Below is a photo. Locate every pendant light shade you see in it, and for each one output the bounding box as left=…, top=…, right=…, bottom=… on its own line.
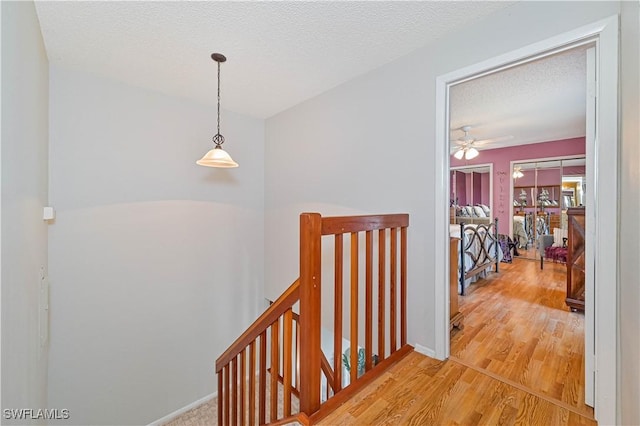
left=196, top=146, right=239, bottom=168
left=453, top=146, right=479, bottom=160
left=197, top=53, right=238, bottom=168
left=465, top=147, right=479, bottom=160
left=513, top=165, right=524, bottom=179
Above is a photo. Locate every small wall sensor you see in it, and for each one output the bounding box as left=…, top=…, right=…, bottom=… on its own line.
left=43, top=207, right=55, bottom=221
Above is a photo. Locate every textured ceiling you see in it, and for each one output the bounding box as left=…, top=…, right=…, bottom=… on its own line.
left=34, top=1, right=516, bottom=119
left=35, top=1, right=586, bottom=149
left=450, top=45, right=589, bottom=149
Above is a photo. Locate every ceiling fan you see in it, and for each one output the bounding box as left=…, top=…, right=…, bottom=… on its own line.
left=450, top=125, right=512, bottom=160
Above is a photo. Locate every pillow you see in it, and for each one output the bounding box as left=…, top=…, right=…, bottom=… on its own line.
left=480, top=204, right=491, bottom=216
left=473, top=206, right=487, bottom=218
left=464, top=206, right=474, bottom=217
left=553, top=228, right=568, bottom=247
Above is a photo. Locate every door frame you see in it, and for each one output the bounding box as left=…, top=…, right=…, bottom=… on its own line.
left=433, top=16, right=618, bottom=424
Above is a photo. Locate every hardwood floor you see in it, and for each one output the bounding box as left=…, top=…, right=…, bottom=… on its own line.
left=318, top=258, right=594, bottom=425
left=452, top=258, right=590, bottom=416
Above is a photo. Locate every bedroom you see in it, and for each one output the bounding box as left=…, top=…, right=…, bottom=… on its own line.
left=446, top=44, right=591, bottom=414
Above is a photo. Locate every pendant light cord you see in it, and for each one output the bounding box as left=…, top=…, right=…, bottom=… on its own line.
left=217, top=59, right=221, bottom=137
left=212, top=57, right=225, bottom=147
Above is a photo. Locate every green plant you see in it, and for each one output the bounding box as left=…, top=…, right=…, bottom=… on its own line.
left=342, top=347, right=366, bottom=377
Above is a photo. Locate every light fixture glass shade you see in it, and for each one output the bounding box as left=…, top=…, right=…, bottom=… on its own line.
left=465, top=147, right=479, bottom=160
left=453, top=148, right=465, bottom=160
left=513, top=170, right=524, bottom=179
left=196, top=146, right=239, bottom=168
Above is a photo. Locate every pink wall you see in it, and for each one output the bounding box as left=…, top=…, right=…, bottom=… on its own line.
left=480, top=172, right=490, bottom=205
left=516, top=168, right=562, bottom=187
left=450, top=137, right=586, bottom=231
left=450, top=170, right=490, bottom=206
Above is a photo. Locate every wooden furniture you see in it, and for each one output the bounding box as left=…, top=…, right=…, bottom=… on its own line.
left=450, top=237, right=463, bottom=330
left=548, top=212, right=561, bottom=230
left=566, top=207, right=586, bottom=311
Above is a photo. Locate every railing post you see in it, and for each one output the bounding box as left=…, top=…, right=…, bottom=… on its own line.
left=494, top=218, right=499, bottom=273
left=299, top=213, right=322, bottom=415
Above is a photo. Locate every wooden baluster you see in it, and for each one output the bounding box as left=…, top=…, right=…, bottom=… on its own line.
left=299, top=213, right=322, bottom=414
left=390, top=227, right=397, bottom=353
left=283, top=309, right=293, bottom=417
left=232, top=357, right=238, bottom=426
left=249, top=341, right=256, bottom=426
left=378, top=228, right=386, bottom=361
left=350, top=232, right=359, bottom=385
left=295, top=318, right=300, bottom=393
left=365, top=230, right=373, bottom=372
left=218, top=371, right=223, bottom=426
left=240, top=349, right=246, bottom=426
left=270, top=319, right=280, bottom=422
left=334, top=234, right=343, bottom=393
left=259, top=331, right=267, bottom=425
left=224, top=365, right=230, bottom=426
left=401, top=226, right=407, bottom=346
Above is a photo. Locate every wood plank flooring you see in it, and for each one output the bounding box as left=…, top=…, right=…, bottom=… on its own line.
left=318, top=258, right=595, bottom=425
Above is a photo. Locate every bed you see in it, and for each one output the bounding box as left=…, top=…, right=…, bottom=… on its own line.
left=450, top=220, right=502, bottom=295
left=513, top=213, right=550, bottom=251
left=451, top=204, right=493, bottom=225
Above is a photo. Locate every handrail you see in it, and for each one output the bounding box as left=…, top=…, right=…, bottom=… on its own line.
left=215, top=279, right=300, bottom=372
left=215, top=212, right=410, bottom=425
left=321, top=214, right=408, bottom=235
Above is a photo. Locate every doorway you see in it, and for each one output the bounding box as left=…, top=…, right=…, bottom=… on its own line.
left=433, top=16, right=619, bottom=424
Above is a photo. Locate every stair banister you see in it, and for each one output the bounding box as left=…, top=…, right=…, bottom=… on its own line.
left=298, top=212, right=322, bottom=414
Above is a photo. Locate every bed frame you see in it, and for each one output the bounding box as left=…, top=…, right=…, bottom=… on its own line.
left=459, top=219, right=499, bottom=295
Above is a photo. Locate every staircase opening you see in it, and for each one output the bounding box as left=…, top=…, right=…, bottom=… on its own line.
left=215, top=212, right=412, bottom=425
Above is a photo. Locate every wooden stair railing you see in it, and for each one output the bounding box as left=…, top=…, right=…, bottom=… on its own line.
left=215, top=279, right=301, bottom=426
left=300, top=213, right=411, bottom=423
left=216, top=212, right=411, bottom=425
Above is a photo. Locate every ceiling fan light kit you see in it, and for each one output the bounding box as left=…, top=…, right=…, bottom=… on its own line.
left=513, top=165, right=524, bottom=179
left=450, top=125, right=511, bottom=161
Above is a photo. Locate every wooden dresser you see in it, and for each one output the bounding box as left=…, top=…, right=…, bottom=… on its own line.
left=548, top=213, right=561, bottom=231
left=566, top=207, right=586, bottom=311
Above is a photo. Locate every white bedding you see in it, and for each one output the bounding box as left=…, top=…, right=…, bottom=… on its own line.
left=513, top=216, right=528, bottom=248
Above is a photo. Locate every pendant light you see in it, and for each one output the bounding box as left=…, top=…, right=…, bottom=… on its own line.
left=197, top=53, right=239, bottom=168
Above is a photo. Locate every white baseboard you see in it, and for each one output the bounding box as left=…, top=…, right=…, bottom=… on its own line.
left=414, top=343, right=437, bottom=358
left=148, top=392, right=217, bottom=426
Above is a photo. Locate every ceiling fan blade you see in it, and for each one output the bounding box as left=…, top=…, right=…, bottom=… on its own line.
left=473, top=135, right=514, bottom=145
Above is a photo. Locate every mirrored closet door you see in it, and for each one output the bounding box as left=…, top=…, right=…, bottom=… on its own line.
left=511, top=157, right=586, bottom=260
left=450, top=165, right=492, bottom=225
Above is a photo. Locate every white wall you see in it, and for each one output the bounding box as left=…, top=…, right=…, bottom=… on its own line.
left=265, top=0, right=621, bottom=351
left=47, top=67, right=265, bottom=425
left=1, top=0, right=50, bottom=421
left=619, top=1, right=640, bottom=424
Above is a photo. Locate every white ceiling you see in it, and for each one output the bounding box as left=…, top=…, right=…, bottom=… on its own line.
left=450, top=45, right=589, bottom=149
left=34, top=1, right=516, bottom=119
left=34, top=1, right=586, bottom=148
